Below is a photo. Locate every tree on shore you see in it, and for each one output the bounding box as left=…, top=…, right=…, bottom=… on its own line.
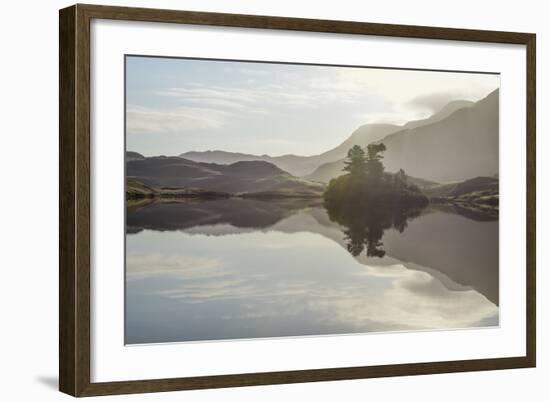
left=343, top=145, right=367, bottom=177
left=324, top=142, right=427, bottom=208
left=343, top=143, right=387, bottom=183
left=364, top=143, right=386, bottom=181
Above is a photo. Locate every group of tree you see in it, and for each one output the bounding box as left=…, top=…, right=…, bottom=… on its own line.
left=326, top=203, right=422, bottom=258
left=324, top=143, right=428, bottom=209
left=323, top=143, right=428, bottom=258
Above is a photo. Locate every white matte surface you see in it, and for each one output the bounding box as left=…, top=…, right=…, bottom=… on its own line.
left=90, top=19, right=526, bottom=383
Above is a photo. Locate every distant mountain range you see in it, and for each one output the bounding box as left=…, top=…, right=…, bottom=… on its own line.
left=180, top=123, right=401, bottom=177
left=126, top=156, right=325, bottom=196
left=307, top=90, right=498, bottom=183
left=128, top=89, right=498, bottom=191
left=178, top=96, right=484, bottom=181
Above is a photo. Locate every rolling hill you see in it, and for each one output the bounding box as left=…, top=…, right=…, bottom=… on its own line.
left=424, top=176, right=499, bottom=198
left=424, top=176, right=499, bottom=219
left=126, top=155, right=325, bottom=196
left=126, top=151, right=146, bottom=161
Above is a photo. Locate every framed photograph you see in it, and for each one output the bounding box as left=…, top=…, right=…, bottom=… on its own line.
left=59, top=4, right=536, bottom=397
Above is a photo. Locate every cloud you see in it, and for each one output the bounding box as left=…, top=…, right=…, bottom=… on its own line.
left=130, top=73, right=380, bottom=137
left=156, top=81, right=334, bottom=112
left=237, top=67, right=273, bottom=77
left=126, top=104, right=234, bottom=134
left=405, top=91, right=467, bottom=113
left=153, top=67, right=390, bottom=118
left=126, top=253, right=224, bottom=280
left=127, top=58, right=500, bottom=155
left=257, top=138, right=297, bottom=147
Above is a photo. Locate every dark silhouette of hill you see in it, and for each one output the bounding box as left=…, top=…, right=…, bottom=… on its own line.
left=126, top=198, right=321, bottom=232
left=126, top=156, right=325, bottom=196
left=126, top=151, right=145, bottom=161
left=126, top=177, right=231, bottom=200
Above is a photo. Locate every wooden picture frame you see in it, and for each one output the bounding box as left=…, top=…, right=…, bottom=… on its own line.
left=59, top=3, right=536, bottom=397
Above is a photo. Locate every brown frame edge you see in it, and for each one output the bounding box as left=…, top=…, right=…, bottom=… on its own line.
left=59, top=3, right=536, bottom=397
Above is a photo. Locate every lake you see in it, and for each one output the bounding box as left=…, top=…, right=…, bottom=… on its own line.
left=125, top=198, right=499, bottom=344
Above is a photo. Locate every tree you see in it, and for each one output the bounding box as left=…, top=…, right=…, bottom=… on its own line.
left=364, top=143, right=386, bottom=180
left=343, top=145, right=367, bottom=178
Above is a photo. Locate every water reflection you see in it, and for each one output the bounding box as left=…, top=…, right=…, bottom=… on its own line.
left=126, top=198, right=499, bottom=344
left=323, top=198, right=423, bottom=258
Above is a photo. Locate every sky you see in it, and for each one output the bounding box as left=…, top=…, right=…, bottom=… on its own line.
left=126, top=56, right=499, bottom=157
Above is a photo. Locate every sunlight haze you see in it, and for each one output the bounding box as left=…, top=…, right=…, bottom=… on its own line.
left=126, top=56, right=499, bottom=157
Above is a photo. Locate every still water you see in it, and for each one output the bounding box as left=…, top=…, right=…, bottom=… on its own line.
left=125, top=198, right=498, bottom=344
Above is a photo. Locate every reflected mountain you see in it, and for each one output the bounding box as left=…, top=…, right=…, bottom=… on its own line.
left=127, top=198, right=498, bottom=305
left=126, top=198, right=322, bottom=233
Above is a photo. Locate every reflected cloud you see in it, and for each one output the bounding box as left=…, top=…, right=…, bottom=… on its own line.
left=126, top=227, right=498, bottom=343
left=127, top=199, right=498, bottom=304
left=126, top=253, right=224, bottom=281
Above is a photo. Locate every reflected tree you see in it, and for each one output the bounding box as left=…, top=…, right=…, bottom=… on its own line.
left=326, top=200, right=422, bottom=258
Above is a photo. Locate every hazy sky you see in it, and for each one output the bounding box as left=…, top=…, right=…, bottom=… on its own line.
left=126, top=56, right=499, bottom=157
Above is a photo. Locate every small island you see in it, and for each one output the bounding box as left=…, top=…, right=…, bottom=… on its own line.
left=324, top=143, right=429, bottom=209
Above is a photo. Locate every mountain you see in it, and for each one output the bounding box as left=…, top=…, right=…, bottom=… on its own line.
left=313, top=123, right=402, bottom=162
left=403, top=100, right=473, bottom=129
left=180, top=100, right=475, bottom=178
left=126, top=155, right=325, bottom=196
left=307, top=90, right=498, bottom=183
left=180, top=124, right=402, bottom=177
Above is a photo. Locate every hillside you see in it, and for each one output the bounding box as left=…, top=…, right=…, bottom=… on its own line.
left=424, top=176, right=499, bottom=219
left=178, top=150, right=265, bottom=165
left=179, top=99, right=475, bottom=178
left=126, top=155, right=325, bottom=196
left=307, top=90, right=498, bottom=183
left=424, top=176, right=498, bottom=198
left=126, top=177, right=156, bottom=198
left=126, top=151, right=145, bottom=161
left=126, top=177, right=231, bottom=200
